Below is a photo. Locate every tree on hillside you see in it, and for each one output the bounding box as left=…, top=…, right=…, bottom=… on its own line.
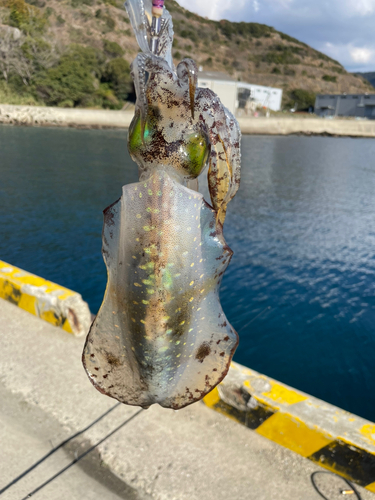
left=0, top=0, right=57, bottom=87
left=0, top=26, right=21, bottom=82
left=0, top=25, right=57, bottom=86
left=34, top=45, right=101, bottom=106
left=286, top=89, right=316, bottom=111
left=102, top=57, right=132, bottom=101
left=4, top=0, right=46, bottom=34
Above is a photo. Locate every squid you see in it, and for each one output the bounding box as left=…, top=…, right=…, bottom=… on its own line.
left=82, top=0, right=241, bottom=410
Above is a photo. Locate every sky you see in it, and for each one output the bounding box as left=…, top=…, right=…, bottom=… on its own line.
left=177, top=0, right=375, bottom=73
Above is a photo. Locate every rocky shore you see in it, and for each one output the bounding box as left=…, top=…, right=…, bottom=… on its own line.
left=237, top=116, right=375, bottom=137
left=1, top=104, right=375, bottom=137
left=0, top=104, right=133, bottom=129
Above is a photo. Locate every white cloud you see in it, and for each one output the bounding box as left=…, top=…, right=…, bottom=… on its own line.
left=350, top=47, right=374, bottom=63
left=345, top=0, right=375, bottom=15
left=315, top=42, right=375, bottom=70
left=253, top=0, right=260, bottom=13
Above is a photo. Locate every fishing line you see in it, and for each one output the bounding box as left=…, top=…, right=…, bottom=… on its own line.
left=0, top=403, right=121, bottom=496
left=311, top=471, right=362, bottom=500
left=239, top=306, right=272, bottom=332
left=21, top=409, right=143, bottom=500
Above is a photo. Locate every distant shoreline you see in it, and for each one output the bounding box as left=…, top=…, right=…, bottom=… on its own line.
left=0, top=104, right=133, bottom=130
left=1, top=104, right=375, bottom=138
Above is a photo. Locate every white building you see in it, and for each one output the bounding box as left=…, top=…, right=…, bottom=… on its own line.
left=197, top=71, right=283, bottom=115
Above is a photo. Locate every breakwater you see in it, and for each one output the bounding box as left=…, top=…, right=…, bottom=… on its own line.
left=0, top=104, right=133, bottom=129
left=1, top=104, right=375, bottom=137
left=238, top=116, right=375, bottom=137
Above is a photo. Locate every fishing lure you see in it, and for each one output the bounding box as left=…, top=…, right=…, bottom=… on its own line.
left=82, top=0, right=241, bottom=410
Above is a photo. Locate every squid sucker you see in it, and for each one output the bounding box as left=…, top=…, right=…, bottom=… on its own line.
left=82, top=0, right=242, bottom=410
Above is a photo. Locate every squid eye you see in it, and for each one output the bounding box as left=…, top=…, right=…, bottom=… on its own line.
left=184, top=132, right=210, bottom=178
left=128, top=115, right=152, bottom=152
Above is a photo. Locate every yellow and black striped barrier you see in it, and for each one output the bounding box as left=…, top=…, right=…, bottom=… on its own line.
left=204, top=362, right=375, bottom=492
left=0, top=260, right=91, bottom=337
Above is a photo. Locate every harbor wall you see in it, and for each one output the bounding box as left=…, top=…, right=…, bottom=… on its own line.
left=2, top=104, right=375, bottom=137
left=0, top=260, right=374, bottom=491
left=205, top=363, right=375, bottom=493
left=0, top=260, right=91, bottom=337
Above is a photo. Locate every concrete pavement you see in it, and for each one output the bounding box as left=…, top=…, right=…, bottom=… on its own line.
left=0, top=384, right=148, bottom=500
left=0, top=299, right=373, bottom=500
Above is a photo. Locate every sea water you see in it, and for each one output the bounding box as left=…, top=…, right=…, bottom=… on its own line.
left=1, top=125, right=374, bottom=421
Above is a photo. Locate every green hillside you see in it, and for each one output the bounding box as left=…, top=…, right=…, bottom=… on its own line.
left=356, top=72, right=375, bottom=88
left=0, top=0, right=372, bottom=109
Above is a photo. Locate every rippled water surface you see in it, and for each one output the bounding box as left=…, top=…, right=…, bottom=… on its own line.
left=1, top=125, right=375, bottom=420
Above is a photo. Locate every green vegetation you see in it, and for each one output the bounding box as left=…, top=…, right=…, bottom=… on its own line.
left=322, top=74, right=337, bottom=83
left=285, top=88, right=316, bottom=110
left=95, top=8, right=116, bottom=31
left=262, top=44, right=306, bottom=65
left=71, top=0, right=94, bottom=7
left=356, top=72, right=375, bottom=88
left=218, top=20, right=274, bottom=40
left=35, top=45, right=100, bottom=106
left=0, top=0, right=132, bottom=108
left=6, top=0, right=47, bottom=33
left=102, top=57, right=132, bottom=102
left=176, top=27, right=198, bottom=44
left=34, top=45, right=132, bottom=108
left=263, top=52, right=300, bottom=65
left=317, top=51, right=342, bottom=67
left=103, top=39, right=124, bottom=57
left=0, top=80, right=42, bottom=104
left=279, top=33, right=307, bottom=47
left=284, top=66, right=296, bottom=76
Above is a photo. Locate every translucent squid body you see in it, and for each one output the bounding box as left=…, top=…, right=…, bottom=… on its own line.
left=82, top=0, right=241, bottom=409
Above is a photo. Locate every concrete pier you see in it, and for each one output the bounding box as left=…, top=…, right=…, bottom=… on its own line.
left=1, top=298, right=374, bottom=500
